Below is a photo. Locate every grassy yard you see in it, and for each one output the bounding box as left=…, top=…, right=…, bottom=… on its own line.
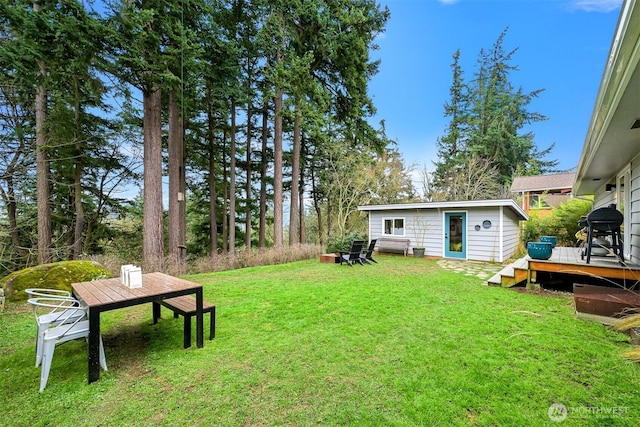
left=2, top=256, right=639, bottom=426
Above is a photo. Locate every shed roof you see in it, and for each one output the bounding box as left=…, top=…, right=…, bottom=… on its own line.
left=510, top=173, right=576, bottom=193
left=358, top=199, right=528, bottom=220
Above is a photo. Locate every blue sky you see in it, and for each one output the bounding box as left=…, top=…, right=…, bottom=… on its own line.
left=368, top=0, right=623, bottom=176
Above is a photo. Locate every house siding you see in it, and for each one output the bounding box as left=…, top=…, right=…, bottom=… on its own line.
left=593, top=186, right=616, bottom=209
left=572, top=0, right=639, bottom=265
left=465, top=208, right=502, bottom=262
left=502, top=208, right=522, bottom=262
left=368, top=212, right=384, bottom=240
left=368, top=209, right=443, bottom=257
left=630, top=159, right=640, bottom=264
left=591, top=156, right=640, bottom=264
left=367, top=205, right=521, bottom=262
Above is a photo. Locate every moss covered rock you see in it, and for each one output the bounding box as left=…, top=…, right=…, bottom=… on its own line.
left=1, top=260, right=111, bottom=302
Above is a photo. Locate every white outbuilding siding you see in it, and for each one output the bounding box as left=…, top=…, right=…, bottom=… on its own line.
left=359, top=199, right=528, bottom=263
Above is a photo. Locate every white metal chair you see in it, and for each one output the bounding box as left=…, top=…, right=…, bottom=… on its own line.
left=26, top=289, right=86, bottom=367
left=25, top=288, right=72, bottom=298
left=28, top=297, right=107, bottom=392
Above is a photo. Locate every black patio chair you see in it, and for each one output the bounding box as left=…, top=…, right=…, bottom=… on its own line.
left=339, top=240, right=365, bottom=267
left=359, top=239, right=378, bottom=264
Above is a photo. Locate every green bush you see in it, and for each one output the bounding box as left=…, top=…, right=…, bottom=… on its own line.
left=325, top=232, right=368, bottom=254
left=522, top=198, right=592, bottom=246
left=553, top=198, right=593, bottom=245
left=522, top=214, right=550, bottom=244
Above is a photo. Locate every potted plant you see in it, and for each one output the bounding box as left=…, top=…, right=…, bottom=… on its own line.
left=410, top=211, right=430, bottom=258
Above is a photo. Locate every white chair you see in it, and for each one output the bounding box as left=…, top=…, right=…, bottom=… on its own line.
left=28, top=298, right=107, bottom=392
left=26, top=290, right=86, bottom=367
left=25, top=288, right=72, bottom=298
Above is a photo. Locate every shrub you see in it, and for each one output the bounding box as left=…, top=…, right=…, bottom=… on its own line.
left=553, top=198, right=593, bottom=245
left=189, top=244, right=323, bottom=274
left=325, top=232, right=368, bottom=254
left=88, top=244, right=324, bottom=276
left=522, top=213, right=549, bottom=244
left=522, top=198, right=592, bottom=247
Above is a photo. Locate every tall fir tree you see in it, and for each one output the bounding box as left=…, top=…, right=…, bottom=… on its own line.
left=433, top=28, right=557, bottom=200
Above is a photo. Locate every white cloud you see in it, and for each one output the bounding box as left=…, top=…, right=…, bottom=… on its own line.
left=570, top=0, right=622, bottom=13
left=438, top=0, right=459, bottom=5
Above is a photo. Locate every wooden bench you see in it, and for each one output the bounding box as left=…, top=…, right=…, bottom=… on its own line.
left=152, top=295, right=216, bottom=348
left=375, top=237, right=410, bottom=256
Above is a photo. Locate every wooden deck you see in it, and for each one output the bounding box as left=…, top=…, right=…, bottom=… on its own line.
left=490, top=247, right=640, bottom=288
left=528, top=247, right=640, bottom=283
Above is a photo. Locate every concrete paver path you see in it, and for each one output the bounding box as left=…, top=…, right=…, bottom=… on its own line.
left=436, top=259, right=503, bottom=282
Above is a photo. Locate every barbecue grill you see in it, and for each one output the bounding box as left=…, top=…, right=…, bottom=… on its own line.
left=579, top=206, right=624, bottom=264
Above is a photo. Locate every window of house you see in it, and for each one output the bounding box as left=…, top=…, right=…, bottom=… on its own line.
left=383, top=218, right=405, bottom=236
left=529, top=194, right=550, bottom=209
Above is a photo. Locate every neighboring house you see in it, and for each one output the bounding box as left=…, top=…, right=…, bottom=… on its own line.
left=510, top=173, right=575, bottom=216
left=358, top=199, right=528, bottom=263
left=574, top=0, right=639, bottom=263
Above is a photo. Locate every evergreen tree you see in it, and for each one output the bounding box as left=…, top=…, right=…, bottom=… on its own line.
left=433, top=28, right=558, bottom=200
left=433, top=49, right=468, bottom=186
left=0, top=0, right=129, bottom=264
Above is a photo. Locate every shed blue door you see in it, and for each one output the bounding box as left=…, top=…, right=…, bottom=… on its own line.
left=444, top=212, right=466, bottom=259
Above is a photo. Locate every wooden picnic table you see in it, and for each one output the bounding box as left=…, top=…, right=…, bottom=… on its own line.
left=72, top=272, right=204, bottom=383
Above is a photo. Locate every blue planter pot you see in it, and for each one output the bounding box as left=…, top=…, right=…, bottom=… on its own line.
left=539, top=236, right=557, bottom=248
left=527, top=242, right=553, bottom=260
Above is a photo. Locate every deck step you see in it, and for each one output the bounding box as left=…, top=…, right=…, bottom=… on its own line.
left=487, top=257, right=529, bottom=287
left=488, top=247, right=640, bottom=289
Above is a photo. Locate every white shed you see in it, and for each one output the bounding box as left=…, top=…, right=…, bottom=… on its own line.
left=358, top=199, right=528, bottom=262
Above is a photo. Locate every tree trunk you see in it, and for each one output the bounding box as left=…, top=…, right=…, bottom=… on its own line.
left=229, top=100, right=236, bottom=255
left=72, top=77, right=84, bottom=259
left=273, top=21, right=284, bottom=249
left=222, top=131, right=228, bottom=253
left=245, top=102, right=252, bottom=249
left=72, top=156, right=84, bottom=259
left=209, top=147, right=218, bottom=258
left=273, top=87, right=284, bottom=248
left=326, top=199, right=332, bottom=243
left=1, top=178, right=20, bottom=251
left=259, top=101, right=268, bottom=249
left=311, top=164, right=324, bottom=247
left=34, top=0, right=50, bottom=264
left=35, top=58, right=51, bottom=264
left=299, top=164, right=305, bottom=245
left=168, top=91, right=186, bottom=271
left=288, top=103, right=301, bottom=245
left=142, top=85, right=164, bottom=272
left=205, top=81, right=218, bottom=258
left=2, top=115, right=26, bottom=260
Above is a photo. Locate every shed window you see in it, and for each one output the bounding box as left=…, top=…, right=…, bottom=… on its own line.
left=383, top=218, right=405, bottom=236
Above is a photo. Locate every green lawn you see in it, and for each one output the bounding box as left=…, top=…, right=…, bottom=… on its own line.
left=2, top=256, right=639, bottom=426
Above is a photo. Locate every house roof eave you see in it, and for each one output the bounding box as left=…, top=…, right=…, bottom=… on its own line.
left=575, top=0, right=640, bottom=196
